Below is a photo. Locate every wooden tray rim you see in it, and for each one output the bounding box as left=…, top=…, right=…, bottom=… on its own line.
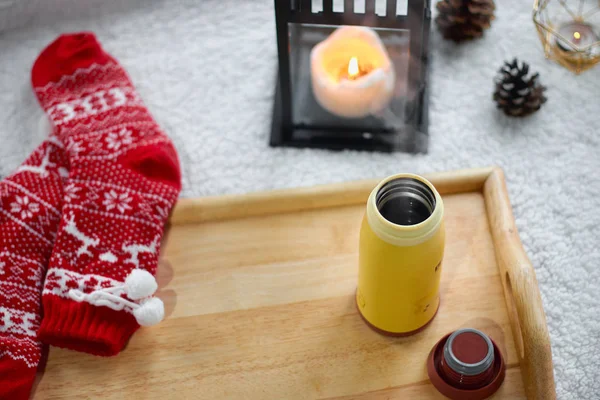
left=170, top=166, right=556, bottom=400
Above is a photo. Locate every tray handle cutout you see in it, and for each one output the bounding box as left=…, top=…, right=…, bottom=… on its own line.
left=484, top=168, right=556, bottom=400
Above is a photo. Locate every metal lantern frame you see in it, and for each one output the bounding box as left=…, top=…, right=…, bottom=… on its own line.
left=533, top=0, right=600, bottom=74
left=270, top=0, right=432, bottom=153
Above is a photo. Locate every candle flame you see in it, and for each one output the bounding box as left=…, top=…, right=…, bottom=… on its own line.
left=348, top=57, right=359, bottom=78
left=573, top=31, right=581, bottom=40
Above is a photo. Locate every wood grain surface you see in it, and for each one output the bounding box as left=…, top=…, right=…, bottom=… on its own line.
left=32, top=167, right=555, bottom=399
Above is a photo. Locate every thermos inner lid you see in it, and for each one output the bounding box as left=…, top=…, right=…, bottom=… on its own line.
left=444, top=328, right=494, bottom=376
left=427, top=329, right=506, bottom=400
left=376, top=178, right=436, bottom=226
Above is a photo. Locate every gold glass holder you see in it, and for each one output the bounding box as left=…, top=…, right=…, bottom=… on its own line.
left=533, top=0, right=600, bottom=74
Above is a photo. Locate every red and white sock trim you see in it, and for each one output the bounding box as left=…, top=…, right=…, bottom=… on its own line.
left=43, top=268, right=133, bottom=312
left=0, top=337, right=41, bottom=369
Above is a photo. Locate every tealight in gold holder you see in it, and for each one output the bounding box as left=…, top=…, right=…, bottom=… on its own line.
left=533, top=0, right=600, bottom=74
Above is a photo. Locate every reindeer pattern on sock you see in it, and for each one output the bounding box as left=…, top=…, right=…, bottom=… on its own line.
left=47, top=210, right=162, bottom=302
left=15, top=139, right=68, bottom=179
left=64, top=214, right=100, bottom=257
left=58, top=211, right=160, bottom=274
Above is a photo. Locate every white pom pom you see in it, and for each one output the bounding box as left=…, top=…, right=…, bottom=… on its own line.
left=125, top=269, right=158, bottom=300
left=133, top=297, right=165, bottom=327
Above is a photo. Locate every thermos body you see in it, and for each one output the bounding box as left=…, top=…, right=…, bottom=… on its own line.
left=357, top=173, right=445, bottom=335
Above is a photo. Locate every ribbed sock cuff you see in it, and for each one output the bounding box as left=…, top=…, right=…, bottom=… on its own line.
left=38, top=295, right=139, bottom=356
left=0, top=355, right=37, bottom=400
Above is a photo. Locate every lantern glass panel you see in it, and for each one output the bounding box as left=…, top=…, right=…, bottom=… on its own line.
left=270, top=0, right=431, bottom=153
left=289, top=23, right=410, bottom=133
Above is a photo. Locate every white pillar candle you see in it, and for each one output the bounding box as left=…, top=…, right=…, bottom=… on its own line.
left=310, top=26, right=396, bottom=119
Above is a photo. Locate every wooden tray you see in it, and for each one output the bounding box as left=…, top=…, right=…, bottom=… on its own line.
left=34, top=167, right=556, bottom=399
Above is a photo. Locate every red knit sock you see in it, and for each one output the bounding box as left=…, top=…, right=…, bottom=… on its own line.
left=0, top=138, right=68, bottom=400
left=32, top=33, right=181, bottom=356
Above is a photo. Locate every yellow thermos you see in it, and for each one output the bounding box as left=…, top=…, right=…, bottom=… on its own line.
left=357, top=173, right=445, bottom=336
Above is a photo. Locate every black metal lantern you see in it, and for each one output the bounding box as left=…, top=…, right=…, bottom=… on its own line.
left=270, top=0, right=432, bottom=153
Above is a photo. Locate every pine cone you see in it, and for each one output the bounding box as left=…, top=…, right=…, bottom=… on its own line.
left=435, top=0, right=496, bottom=42
left=493, top=59, right=547, bottom=117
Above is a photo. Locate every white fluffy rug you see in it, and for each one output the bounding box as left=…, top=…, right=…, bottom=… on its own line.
left=0, top=1, right=599, bottom=398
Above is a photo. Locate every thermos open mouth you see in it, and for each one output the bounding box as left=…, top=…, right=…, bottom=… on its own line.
left=367, top=173, right=444, bottom=246
left=376, top=177, right=436, bottom=226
